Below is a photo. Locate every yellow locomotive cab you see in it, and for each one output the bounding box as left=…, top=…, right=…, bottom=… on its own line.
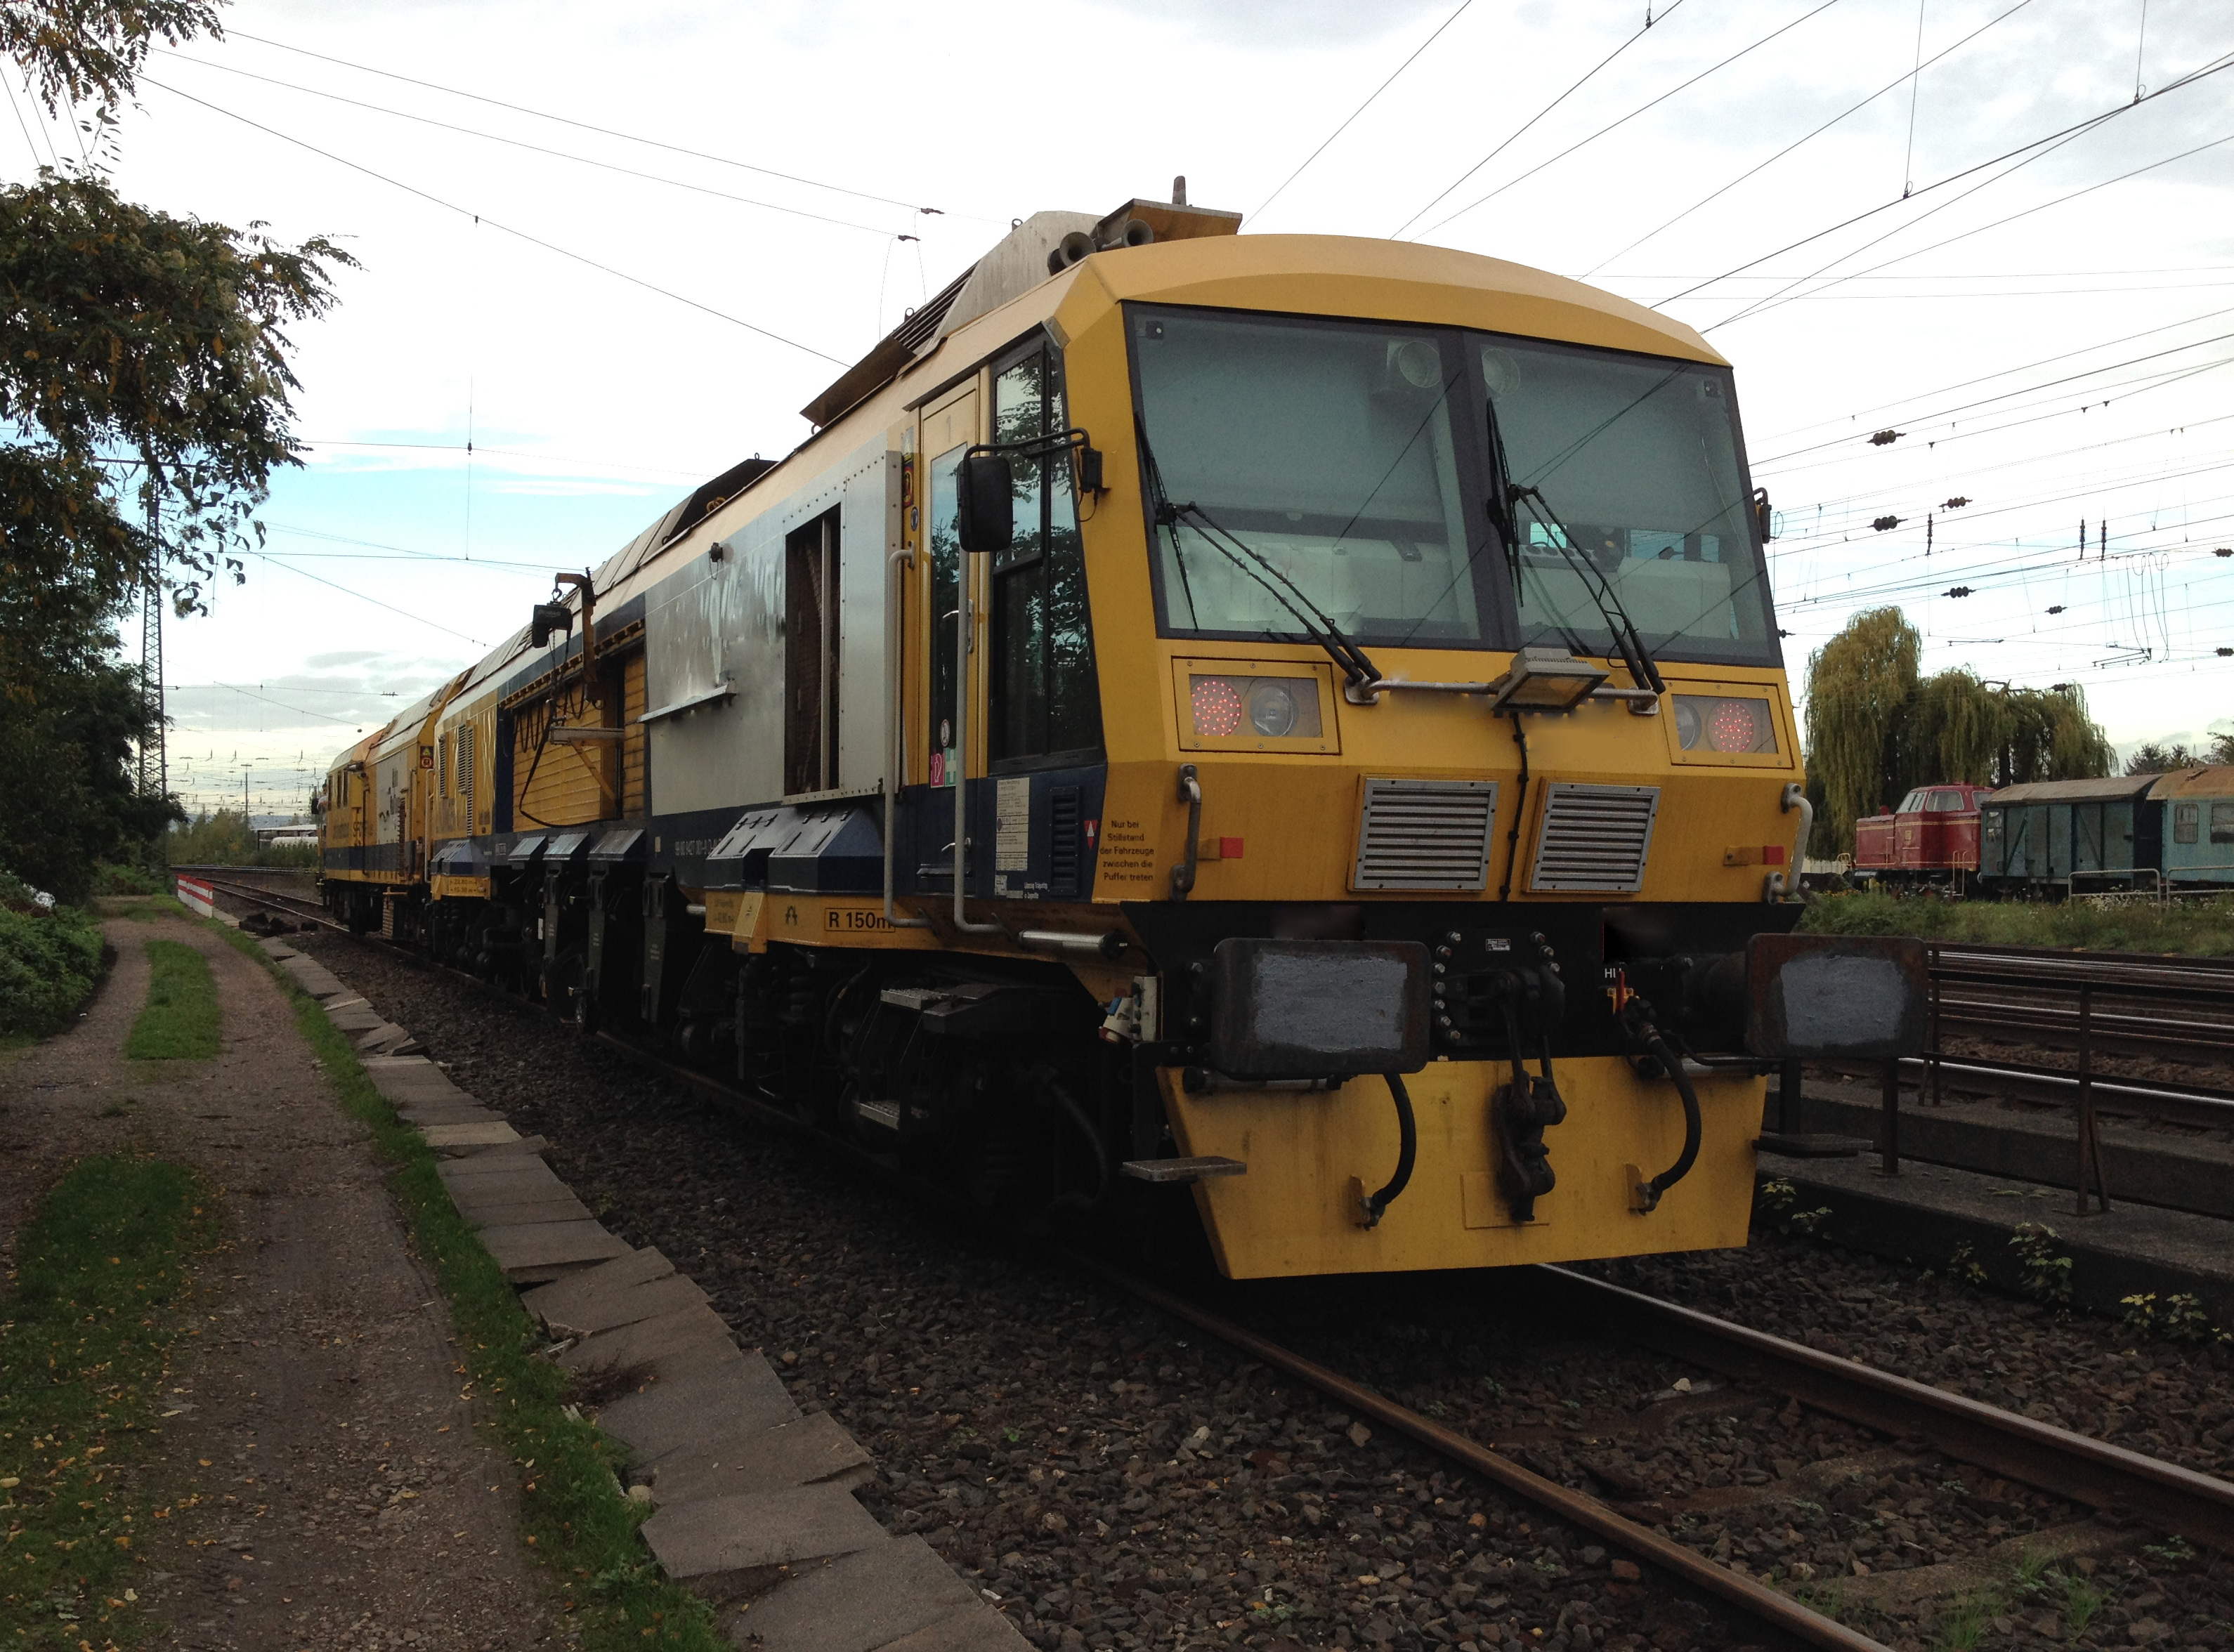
left=316, top=190, right=1924, bottom=1279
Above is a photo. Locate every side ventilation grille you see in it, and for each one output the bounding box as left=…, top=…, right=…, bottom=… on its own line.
left=1352, top=778, right=1498, bottom=891
left=1050, top=786, right=1083, bottom=898
left=1529, top=782, right=1660, bottom=893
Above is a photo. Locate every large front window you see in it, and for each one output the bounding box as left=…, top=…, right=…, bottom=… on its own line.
left=1133, top=308, right=1482, bottom=645
left=1129, top=303, right=1778, bottom=666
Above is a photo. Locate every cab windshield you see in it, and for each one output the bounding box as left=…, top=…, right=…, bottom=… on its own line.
left=1128, top=303, right=1777, bottom=666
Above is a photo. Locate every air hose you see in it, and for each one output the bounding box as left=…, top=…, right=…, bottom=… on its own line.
left=1043, top=1070, right=1113, bottom=1212
left=1357, top=1073, right=1417, bottom=1228
left=1619, top=1002, right=1703, bottom=1214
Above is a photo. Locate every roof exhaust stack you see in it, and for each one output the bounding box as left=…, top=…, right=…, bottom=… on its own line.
left=1173, top=174, right=1187, bottom=206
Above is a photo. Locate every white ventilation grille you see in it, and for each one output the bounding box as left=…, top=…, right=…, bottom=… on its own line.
left=1529, top=782, right=1660, bottom=893
left=1352, top=778, right=1498, bottom=891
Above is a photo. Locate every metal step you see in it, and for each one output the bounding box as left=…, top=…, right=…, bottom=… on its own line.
left=1120, top=1156, right=1247, bottom=1184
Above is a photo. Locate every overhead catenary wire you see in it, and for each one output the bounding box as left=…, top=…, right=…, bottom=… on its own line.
left=221, top=28, right=953, bottom=218
left=1581, top=0, right=2034, bottom=277
left=1252, top=0, right=1479, bottom=222
left=1661, top=48, right=2234, bottom=310
left=1409, top=0, right=1844, bottom=240
left=155, top=53, right=908, bottom=238
left=1753, top=336, right=2234, bottom=469
left=242, top=550, right=490, bottom=646
left=1387, top=0, right=1693, bottom=238
left=1709, top=119, right=2234, bottom=332
left=142, top=77, right=848, bottom=367
left=1756, top=302, right=2234, bottom=444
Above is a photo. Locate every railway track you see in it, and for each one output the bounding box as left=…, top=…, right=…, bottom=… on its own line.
left=1081, top=1259, right=2234, bottom=1652
left=170, top=866, right=343, bottom=932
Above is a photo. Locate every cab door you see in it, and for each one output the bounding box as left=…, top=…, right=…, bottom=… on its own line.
left=986, top=339, right=1102, bottom=770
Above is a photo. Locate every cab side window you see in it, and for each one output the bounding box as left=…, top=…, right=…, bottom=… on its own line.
left=2175, top=802, right=2200, bottom=845
left=988, top=343, right=1102, bottom=769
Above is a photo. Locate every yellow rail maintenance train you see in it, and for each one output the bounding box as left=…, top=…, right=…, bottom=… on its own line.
left=316, top=185, right=1921, bottom=1280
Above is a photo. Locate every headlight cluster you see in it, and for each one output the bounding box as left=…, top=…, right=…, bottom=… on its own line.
left=1672, top=694, right=1777, bottom=754
left=1189, top=674, right=1322, bottom=741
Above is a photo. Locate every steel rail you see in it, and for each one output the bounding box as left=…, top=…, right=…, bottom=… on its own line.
left=1834, top=1051, right=2234, bottom=1128
left=1536, top=1266, right=2234, bottom=1556
left=1933, top=995, right=2234, bottom=1061
left=1068, top=1254, right=1890, bottom=1652
left=179, top=870, right=346, bottom=932
left=1932, top=942, right=2234, bottom=976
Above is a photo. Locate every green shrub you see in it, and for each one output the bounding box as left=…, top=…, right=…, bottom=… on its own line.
left=0, top=874, right=104, bottom=1041
left=91, top=862, right=169, bottom=896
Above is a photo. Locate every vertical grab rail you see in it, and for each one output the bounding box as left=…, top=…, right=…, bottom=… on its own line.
left=884, top=537, right=929, bottom=930
left=953, top=550, right=1001, bottom=936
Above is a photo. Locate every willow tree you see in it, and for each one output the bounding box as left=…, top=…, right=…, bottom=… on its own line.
left=1805, top=608, right=1920, bottom=855
left=2003, top=686, right=2113, bottom=783
left=1803, top=607, right=2113, bottom=855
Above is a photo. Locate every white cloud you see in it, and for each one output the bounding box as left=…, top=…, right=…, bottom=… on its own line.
left=49, top=0, right=2234, bottom=763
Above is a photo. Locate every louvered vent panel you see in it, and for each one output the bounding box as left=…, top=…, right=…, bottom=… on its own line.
left=1050, top=785, right=1083, bottom=898
left=1529, top=783, right=1660, bottom=893
left=1352, top=778, right=1498, bottom=891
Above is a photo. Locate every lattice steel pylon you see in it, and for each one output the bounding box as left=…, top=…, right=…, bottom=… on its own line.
left=137, top=553, right=166, bottom=801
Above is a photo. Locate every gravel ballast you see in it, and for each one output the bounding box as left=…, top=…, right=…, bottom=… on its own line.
left=299, top=930, right=2234, bottom=1652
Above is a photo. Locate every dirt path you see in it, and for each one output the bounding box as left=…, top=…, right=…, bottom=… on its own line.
left=0, top=909, right=570, bottom=1651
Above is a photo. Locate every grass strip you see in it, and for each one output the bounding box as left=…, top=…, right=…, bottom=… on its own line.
left=213, top=926, right=724, bottom=1651
left=0, top=1155, right=219, bottom=1648
left=123, top=943, right=220, bottom=1061
left=1802, top=888, right=2234, bottom=955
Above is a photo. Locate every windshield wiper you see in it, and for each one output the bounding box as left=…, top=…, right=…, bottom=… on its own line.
left=1484, top=396, right=1666, bottom=697
left=1137, top=420, right=1384, bottom=690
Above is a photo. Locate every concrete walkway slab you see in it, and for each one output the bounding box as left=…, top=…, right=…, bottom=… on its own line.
left=641, top=1484, right=887, bottom=1601
left=729, top=1535, right=980, bottom=1652
left=478, top=1219, right=631, bottom=1280
left=877, top=1604, right=1036, bottom=1652
left=397, top=1104, right=504, bottom=1127
left=523, top=1252, right=703, bottom=1338
left=558, top=1303, right=736, bottom=1375
left=457, top=1192, right=597, bottom=1231
left=419, top=1120, right=521, bottom=1149
left=521, top=1246, right=673, bottom=1324
left=596, top=1359, right=800, bottom=1460
left=649, top=1412, right=872, bottom=1504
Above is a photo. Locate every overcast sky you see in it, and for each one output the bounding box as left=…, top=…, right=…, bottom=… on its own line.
left=23, top=0, right=2230, bottom=812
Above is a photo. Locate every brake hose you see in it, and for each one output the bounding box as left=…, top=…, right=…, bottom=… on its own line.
left=1357, top=1073, right=1417, bottom=1228
left=1616, top=1000, right=1702, bottom=1213
left=1633, top=1019, right=1702, bottom=1213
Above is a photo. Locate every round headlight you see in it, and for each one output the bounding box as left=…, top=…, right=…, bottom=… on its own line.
left=1707, top=700, right=1760, bottom=752
left=1673, top=698, right=1703, bottom=749
left=1481, top=348, right=1521, bottom=399
left=1190, top=676, right=1245, bottom=738
left=1248, top=680, right=1300, bottom=738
